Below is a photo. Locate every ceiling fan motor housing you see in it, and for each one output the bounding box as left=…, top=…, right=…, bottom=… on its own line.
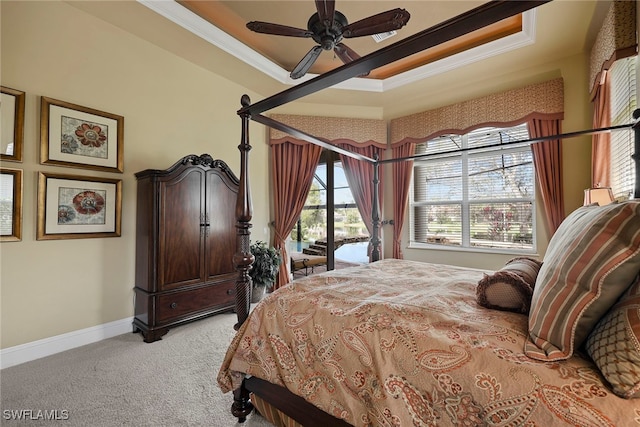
left=307, top=10, right=348, bottom=50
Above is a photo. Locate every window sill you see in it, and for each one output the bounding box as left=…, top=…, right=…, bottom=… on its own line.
left=407, top=242, right=539, bottom=257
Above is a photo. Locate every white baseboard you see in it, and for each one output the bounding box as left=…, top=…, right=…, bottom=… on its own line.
left=0, top=317, right=134, bottom=370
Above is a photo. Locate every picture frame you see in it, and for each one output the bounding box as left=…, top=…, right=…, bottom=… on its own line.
left=40, top=97, right=124, bottom=173
left=1, top=86, right=25, bottom=163
left=37, top=172, right=122, bottom=240
left=0, top=168, right=23, bottom=242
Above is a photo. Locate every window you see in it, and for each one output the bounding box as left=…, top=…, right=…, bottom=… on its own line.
left=289, top=151, right=369, bottom=263
left=609, top=55, right=637, bottom=200
left=410, top=123, right=535, bottom=252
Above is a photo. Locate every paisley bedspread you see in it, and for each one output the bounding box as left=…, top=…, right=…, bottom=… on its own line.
left=218, top=259, right=640, bottom=426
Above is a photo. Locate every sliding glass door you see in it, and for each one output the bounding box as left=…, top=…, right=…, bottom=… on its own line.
left=290, top=150, right=369, bottom=270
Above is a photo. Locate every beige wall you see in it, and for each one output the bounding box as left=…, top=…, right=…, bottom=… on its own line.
left=0, top=1, right=272, bottom=348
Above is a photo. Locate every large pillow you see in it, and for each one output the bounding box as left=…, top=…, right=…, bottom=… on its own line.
left=585, top=275, right=640, bottom=399
left=525, top=201, right=640, bottom=361
left=476, top=257, right=542, bottom=314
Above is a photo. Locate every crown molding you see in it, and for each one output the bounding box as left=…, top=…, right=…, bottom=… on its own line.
left=138, top=0, right=536, bottom=93
left=382, top=9, right=537, bottom=91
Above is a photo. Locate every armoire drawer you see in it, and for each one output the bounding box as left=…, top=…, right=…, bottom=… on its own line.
left=156, top=283, right=235, bottom=323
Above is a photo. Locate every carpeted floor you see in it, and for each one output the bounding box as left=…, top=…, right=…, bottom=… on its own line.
left=1, top=311, right=272, bottom=427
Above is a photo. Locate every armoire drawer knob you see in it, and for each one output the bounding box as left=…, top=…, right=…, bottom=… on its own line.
left=227, top=289, right=235, bottom=295
left=170, top=302, right=177, bottom=309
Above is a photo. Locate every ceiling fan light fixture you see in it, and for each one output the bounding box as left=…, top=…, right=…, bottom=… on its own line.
left=320, top=37, right=336, bottom=50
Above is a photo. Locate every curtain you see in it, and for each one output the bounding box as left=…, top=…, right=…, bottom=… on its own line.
left=337, top=142, right=385, bottom=261
left=588, top=0, right=636, bottom=189
left=591, top=72, right=612, bottom=187
left=337, top=143, right=384, bottom=236
left=270, top=139, right=323, bottom=290
left=528, top=118, right=565, bottom=235
left=391, top=140, right=417, bottom=259
left=390, top=79, right=564, bottom=143
left=390, top=78, right=564, bottom=249
left=588, top=1, right=637, bottom=97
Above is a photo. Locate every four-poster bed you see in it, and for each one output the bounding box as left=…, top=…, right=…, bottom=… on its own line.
left=218, top=1, right=640, bottom=426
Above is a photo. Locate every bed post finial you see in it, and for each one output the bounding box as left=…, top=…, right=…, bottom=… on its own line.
left=371, top=154, right=381, bottom=262
left=234, top=94, right=254, bottom=331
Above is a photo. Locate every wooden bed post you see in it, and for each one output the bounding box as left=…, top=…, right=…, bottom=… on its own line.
left=370, top=154, right=381, bottom=262
left=232, top=380, right=253, bottom=423
left=633, top=108, right=640, bottom=200
left=234, top=94, right=254, bottom=331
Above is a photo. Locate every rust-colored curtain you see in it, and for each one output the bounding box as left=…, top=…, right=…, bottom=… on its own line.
left=391, top=140, right=417, bottom=259
left=591, top=71, right=612, bottom=187
left=271, top=139, right=323, bottom=290
left=528, top=118, right=565, bottom=235
left=337, top=142, right=385, bottom=261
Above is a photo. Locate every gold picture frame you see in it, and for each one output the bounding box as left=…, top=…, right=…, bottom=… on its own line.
left=0, top=168, right=23, bottom=242
left=1, top=86, right=25, bottom=163
left=37, top=172, right=122, bottom=240
left=40, top=97, right=124, bottom=173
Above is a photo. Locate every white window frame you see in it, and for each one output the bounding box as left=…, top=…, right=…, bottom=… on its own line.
left=409, top=124, right=537, bottom=254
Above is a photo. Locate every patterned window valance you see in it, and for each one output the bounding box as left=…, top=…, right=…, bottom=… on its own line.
left=390, top=78, right=564, bottom=144
left=269, top=114, right=387, bottom=145
left=589, top=0, right=637, bottom=97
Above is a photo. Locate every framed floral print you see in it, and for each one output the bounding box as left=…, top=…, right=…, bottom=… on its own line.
left=40, top=97, right=124, bottom=172
left=1, top=86, right=25, bottom=163
left=37, top=172, right=122, bottom=240
left=0, top=168, right=23, bottom=242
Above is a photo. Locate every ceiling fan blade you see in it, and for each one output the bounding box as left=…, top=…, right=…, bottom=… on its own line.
left=342, top=8, right=411, bottom=38
left=246, top=21, right=312, bottom=38
left=315, top=0, right=335, bottom=26
left=290, top=45, right=323, bottom=79
left=334, top=43, right=370, bottom=77
left=334, top=42, right=360, bottom=63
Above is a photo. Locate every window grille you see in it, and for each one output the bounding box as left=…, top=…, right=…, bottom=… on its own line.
left=410, top=123, right=535, bottom=252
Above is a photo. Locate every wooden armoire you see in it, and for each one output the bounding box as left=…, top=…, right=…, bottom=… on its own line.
left=133, top=154, right=237, bottom=343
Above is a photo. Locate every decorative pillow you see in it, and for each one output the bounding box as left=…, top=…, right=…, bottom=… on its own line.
left=525, top=201, right=640, bottom=361
left=585, top=275, right=640, bottom=399
left=476, top=257, right=542, bottom=314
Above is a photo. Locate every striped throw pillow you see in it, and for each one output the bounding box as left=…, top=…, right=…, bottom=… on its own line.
left=586, top=275, right=640, bottom=399
left=525, top=201, right=640, bottom=361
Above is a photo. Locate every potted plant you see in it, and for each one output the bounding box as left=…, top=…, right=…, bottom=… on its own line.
left=249, top=241, right=282, bottom=302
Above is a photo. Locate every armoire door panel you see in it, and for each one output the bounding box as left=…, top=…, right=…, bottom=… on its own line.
left=206, top=173, right=238, bottom=278
left=158, top=169, right=205, bottom=289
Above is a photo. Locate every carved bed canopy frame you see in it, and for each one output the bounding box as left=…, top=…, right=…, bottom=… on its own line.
left=231, top=0, right=639, bottom=328
left=228, top=2, right=640, bottom=422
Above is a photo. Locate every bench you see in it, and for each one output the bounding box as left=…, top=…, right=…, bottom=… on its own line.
left=290, top=252, right=327, bottom=276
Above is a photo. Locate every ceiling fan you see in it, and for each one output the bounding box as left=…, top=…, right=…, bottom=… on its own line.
left=246, top=0, right=410, bottom=79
